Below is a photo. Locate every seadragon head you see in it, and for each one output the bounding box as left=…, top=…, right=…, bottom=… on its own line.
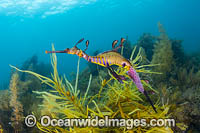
left=65, top=47, right=80, bottom=55
left=45, top=38, right=88, bottom=57
left=45, top=46, right=81, bottom=55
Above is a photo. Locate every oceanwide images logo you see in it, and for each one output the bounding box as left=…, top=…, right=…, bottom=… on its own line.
left=25, top=115, right=175, bottom=129
left=40, top=116, right=144, bottom=129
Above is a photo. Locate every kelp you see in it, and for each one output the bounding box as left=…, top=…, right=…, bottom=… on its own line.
left=10, top=45, right=175, bottom=133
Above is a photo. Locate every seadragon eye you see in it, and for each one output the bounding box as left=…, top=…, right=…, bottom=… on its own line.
left=122, top=63, right=126, bottom=67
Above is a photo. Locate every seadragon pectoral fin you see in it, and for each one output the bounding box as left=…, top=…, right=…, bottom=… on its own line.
left=107, top=67, right=126, bottom=84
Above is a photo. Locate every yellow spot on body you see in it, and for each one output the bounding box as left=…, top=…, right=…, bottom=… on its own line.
left=78, top=51, right=83, bottom=57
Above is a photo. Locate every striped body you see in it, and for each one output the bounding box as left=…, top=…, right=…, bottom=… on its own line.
left=82, top=50, right=132, bottom=70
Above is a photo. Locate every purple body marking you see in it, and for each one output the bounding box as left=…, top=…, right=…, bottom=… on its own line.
left=102, top=57, right=106, bottom=65
left=99, top=58, right=102, bottom=64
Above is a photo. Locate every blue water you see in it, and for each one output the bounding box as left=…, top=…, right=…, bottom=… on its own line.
left=0, top=0, right=200, bottom=88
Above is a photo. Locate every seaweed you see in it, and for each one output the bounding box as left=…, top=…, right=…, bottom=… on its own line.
left=185, top=52, right=200, bottom=73
left=0, top=54, right=52, bottom=133
left=171, top=39, right=185, bottom=67
left=9, top=72, right=24, bottom=132
left=151, top=22, right=174, bottom=83
left=0, top=89, right=11, bottom=132
left=168, top=86, right=200, bottom=132
left=10, top=45, right=177, bottom=132
left=0, top=125, right=3, bottom=133
left=170, top=67, right=200, bottom=91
